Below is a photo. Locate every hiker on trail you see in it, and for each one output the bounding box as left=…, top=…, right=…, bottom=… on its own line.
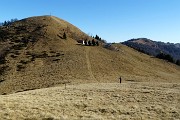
left=119, top=77, right=122, bottom=83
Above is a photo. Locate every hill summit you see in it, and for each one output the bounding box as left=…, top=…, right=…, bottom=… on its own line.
left=0, top=16, right=180, bottom=94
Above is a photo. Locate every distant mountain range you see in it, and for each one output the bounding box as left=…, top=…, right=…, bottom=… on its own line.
left=122, top=38, right=180, bottom=61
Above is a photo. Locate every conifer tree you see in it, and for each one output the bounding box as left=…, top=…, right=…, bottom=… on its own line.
left=63, top=32, right=67, bottom=39
left=176, top=59, right=180, bottom=66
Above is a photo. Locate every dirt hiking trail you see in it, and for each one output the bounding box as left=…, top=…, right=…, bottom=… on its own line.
left=85, top=47, right=96, bottom=81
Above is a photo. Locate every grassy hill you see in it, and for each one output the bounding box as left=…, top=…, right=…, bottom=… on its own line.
left=0, top=16, right=180, bottom=95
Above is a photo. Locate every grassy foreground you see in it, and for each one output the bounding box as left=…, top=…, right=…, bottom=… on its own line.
left=0, top=81, right=179, bottom=120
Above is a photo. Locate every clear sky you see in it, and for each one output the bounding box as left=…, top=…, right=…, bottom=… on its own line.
left=1, top=0, right=180, bottom=43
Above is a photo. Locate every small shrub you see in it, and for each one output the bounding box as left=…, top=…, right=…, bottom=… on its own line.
left=10, top=54, right=18, bottom=58
left=31, top=55, right=36, bottom=61
left=37, top=53, right=48, bottom=58
left=11, top=44, right=26, bottom=50
left=17, top=64, right=25, bottom=71
left=30, top=52, right=49, bottom=61
left=0, top=56, right=6, bottom=64
left=0, top=79, right=5, bottom=83
left=42, top=117, right=54, bottom=120
left=53, top=58, right=60, bottom=61
left=55, top=53, right=61, bottom=57
left=50, top=51, right=56, bottom=54
left=0, top=66, right=9, bottom=75
left=20, top=60, right=29, bottom=64
left=0, top=47, right=10, bottom=64
left=0, top=29, right=9, bottom=40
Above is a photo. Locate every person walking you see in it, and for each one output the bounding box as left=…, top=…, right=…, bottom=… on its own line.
left=119, top=77, right=122, bottom=83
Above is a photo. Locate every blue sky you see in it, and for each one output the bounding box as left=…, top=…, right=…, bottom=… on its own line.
left=1, top=0, right=180, bottom=43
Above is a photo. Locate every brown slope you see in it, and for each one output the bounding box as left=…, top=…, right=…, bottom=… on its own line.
left=0, top=15, right=91, bottom=94
left=0, top=16, right=180, bottom=95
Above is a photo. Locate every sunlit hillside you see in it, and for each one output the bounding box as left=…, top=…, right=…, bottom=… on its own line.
left=0, top=16, right=180, bottom=95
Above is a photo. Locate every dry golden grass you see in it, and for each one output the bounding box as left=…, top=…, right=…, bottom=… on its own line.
left=0, top=82, right=179, bottom=119
left=0, top=15, right=180, bottom=119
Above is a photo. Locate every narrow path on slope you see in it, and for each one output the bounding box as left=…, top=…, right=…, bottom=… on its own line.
left=85, top=47, right=96, bottom=81
left=51, top=16, right=96, bottom=81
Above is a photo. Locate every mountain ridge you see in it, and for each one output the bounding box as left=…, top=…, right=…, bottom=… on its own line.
left=0, top=16, right=180, bottom=95
left=122, top=38, right=180, bottom=61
